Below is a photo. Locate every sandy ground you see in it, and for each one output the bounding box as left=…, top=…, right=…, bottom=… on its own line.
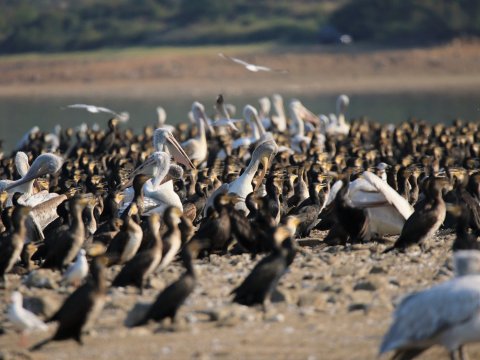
left=1, top=231, right=479, bottom=360
left=0, top=40, right=480, bottom=98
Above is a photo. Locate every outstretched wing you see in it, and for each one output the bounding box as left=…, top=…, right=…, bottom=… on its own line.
left=219, top=53, right=251, bottom=67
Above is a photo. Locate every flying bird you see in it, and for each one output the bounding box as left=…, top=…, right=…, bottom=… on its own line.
left=218, top=53, right=288, bottom=74
left=65, top=104, right=129, bottom=122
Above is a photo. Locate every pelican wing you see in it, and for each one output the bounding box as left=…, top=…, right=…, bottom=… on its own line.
left=181, top=138, right=206, bottom=162
left=30, top=194, right=68, bottom=229
left=380, top=275, right=480, bottom=354
left=326, top=180, right=343, bottom=206
left=363, top=171, right=414, bottom=219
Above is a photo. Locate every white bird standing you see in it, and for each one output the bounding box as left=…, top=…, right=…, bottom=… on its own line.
left=7, top=291, right=48, bottom=346
left=121, top=152, right=183, bottom=216
left=380, top=274, right=480, bottom=360
left=218, top=53, right=288, bottom=73
left=156, top=106, right=175, bottom=132
left=232, top=105, right=268, bottom=150
left=271, top=94, right=287, bottom=132
left=181, top=102, right=209, bottom=166
left=325, top=94, right=350, bottom=136
left=205, top=138, right=278, bottom=215
left=62, top=249, right=89, bottom=287
left=326, top=171, right=414, bottom=237
left=66, top=104, right=129, bottom=122
left=289, top=100, right=312, bottom=154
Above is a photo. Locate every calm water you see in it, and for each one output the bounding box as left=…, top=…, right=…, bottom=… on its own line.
left=0, top=91, right=479, bottom=153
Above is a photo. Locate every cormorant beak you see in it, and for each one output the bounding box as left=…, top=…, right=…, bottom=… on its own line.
left=445, top=203, right=463, bottom=217
left=254, top=154, right=270, bottom=192
left=77, top=197, right=91, bottom=207
left=87, top=243, right=107, bottom=257
left=171, top=207, right=183, bottom=217
left=274, top=227, right=292, bottom=246
left=128, top=203, right=138, bottom=216
left=289, top=216, right=302, bottom=227
left=115, top=192, right=125, bottom=204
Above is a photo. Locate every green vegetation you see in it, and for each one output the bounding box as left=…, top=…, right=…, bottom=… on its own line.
left=0, top=0, right=479, bottom=54
left=331, top=0, right=480, bottom=43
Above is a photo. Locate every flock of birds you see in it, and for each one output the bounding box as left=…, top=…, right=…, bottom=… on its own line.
left=1, top=92, right=480, bottom=359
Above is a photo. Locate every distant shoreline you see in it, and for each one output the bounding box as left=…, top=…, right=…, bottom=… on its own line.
left=1, top=41, right=479, bottom=98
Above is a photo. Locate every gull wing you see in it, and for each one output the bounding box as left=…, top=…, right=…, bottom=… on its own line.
left=219, top=53, right=251, bottom=67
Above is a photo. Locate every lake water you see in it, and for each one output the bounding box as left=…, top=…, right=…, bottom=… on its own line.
left=0, top=91, right=479, bottom=153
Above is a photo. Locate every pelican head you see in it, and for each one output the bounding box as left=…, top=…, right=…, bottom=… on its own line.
left=192, top=101, right=206, bottom=120
left=15, top=151, right=30, bottom=177
left=153, top=128, right=194, bottom=169
left=252, top=139, right=278, bottom=191
left=336, top=94, right=350, bottom=114
left=156, top=106, right=167, bottom=127
left=243, top=104, right=259, bottom=121
left=5, top=153, right=63, bottom=192
left=258, top=97, right=271, bottom=116
left=272, top=94, right=283, bottom=106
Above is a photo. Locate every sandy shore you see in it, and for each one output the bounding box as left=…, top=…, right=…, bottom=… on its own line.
left=1, top=231, right=479, bottom=359
left=1, top=40, right=480, bottom=98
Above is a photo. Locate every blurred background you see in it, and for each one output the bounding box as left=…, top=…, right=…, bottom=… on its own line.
left=0, top=0, right=480, bottom=150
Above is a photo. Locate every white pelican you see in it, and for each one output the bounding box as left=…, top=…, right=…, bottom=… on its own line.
left=121, top=152, right=182, bottom=216
left=8, top=291, right=48, bottom=345
left=325, top=94, right=350, bottom=136
left=218, top=53, right=288, bottom=73
left=205, top=138, right=278, bottom=215
left=0, top=153, right=63, bottom=211
left=327, top=171, right=414, bottom=237
left=153, top=127, right=194, bottom=169
left=126, top=128, right=191, bottom=190
left=258, top=96, right=273, bottom=130
left=0, top=151, right=30, bottom=192
left=2, top=153, right=63, bottom=195
left=289, top=100, right=311, bottom=153
left=380, top=274, right=480, bottom=359
left=156, top=106, right=175, bottom=132
left=271, top=94, right=287, bottom=132
left=233, top=105, right=268, bottom=150
left=181, top=102, right=209, bottom=166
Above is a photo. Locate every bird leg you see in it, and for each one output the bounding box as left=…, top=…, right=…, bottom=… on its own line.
left=458, top=346, right=469, bottom=360
left=262, top=298, right=271, bottom=313
left=19, top=332, right=28, bottom=348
